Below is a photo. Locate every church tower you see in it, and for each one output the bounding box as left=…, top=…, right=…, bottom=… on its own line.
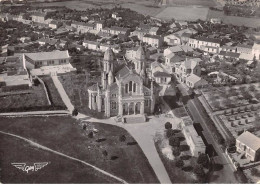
left=102, top=47, right=115, bottom=88
left=134, top=45, right=146, bottom=75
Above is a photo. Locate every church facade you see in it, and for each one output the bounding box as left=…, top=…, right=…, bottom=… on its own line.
left=88, top=46, right=155, bottom=120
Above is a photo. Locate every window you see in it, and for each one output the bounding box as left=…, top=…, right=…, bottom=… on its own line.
left=145, top=100, right=149, bottom=107
left=94, top=96, right=96, bottom=103
left=133, top=83, right=136, bottom=93
left=129, top=81, right=132, bottom=92
left=111, top=101, right=117, bottom=110
left=112, top=94, right=117, bottom=98
left=48, top=60, right=54, bottom=65
left=102, top=98, right=104, bottom=106
left=125, top=84, right=128, bottom=93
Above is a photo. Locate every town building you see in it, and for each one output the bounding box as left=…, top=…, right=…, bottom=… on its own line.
left=109, top=26, right=130, bottom=36
left=236, top=131, right=260, bottom=162
left=31, top=12, right=46, bottom=24
left=173, top=58, right=208, bottom=88
left=49, top=20, right=62, bottom=29
left=150, top=61, right=171, bottom=85
left=252, top=43, right=260, bottom=60
left=88, top=46, right=155, bottom=123
left=179, top=116, right=206, bottom=157
left=142, top=34, right=163, bottom=48
left=188, top=37, right=221, bottom=53
left=71, top=22, right=95, bottom=33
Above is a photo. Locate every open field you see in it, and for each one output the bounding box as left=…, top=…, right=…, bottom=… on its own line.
left=201, top=83, right=260, bottom=112
left=162, top=0, right=217, bottom=7
left=32, top=0, right=165, bottom=16
left=207, top=9, right=260, bottom=28
left=0, top=116, right=159, bottom=183
left=0, top=135, right=116, bottom=183
left=156, top=6, right=209, bottom=21
left=0, top=84, right=50, bottom=113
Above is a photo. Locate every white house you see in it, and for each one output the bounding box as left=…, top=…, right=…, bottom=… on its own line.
left=143, top=34, right=163, bottom=48
left=252, top=43, right=260, bottom=60
left=236, top=131, right=260, bottom=162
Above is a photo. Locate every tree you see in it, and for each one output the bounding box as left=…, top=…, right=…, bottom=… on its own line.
left=197, top=154, right=209, bottom=167
left=72, top=108, right=78, bottom=116
left=88, top=131, right=94, bottom=138
left=82, top=124, right=87, bottom=130
left=169, top=136, right=180, bottom=147
left=251, top=168, right=259, bottom=176
left=172, top=147, right=181, bottom=157
left=166, top=129, right=175, bottom=138
left=193, top=164, right=206, bottom=178
left=119, top=135, right=126, bottom=142
left=165, top=122, right=172, bottom=129
left=175, top=159, right=184, bottom=168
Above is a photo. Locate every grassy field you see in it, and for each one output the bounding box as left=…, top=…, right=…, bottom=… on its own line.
left=41, top=76, right=66, bottom=109
left=0, top=135, right=116, bottom=183
left=156, top=6, right=209, bottom=21
left=163, top=0, right=217, bottom=7
left=0, top=116, right=159, bottom=183
left=207, top=9, right=260, bottom=28
left=32, top=0, right=165, bottom=16
left=58, top=73, right=106, bottom=118
left=0, top=84, right=50, bottom=112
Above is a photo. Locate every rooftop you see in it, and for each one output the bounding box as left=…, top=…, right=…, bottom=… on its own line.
left=24, top=50, right=70, bottom=61
left=237, top=131, right=260, bottom=151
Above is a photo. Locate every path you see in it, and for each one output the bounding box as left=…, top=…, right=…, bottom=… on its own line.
left=51, top=75, right=74, bottom=112
left=51, top=75, right=172, bottom=183
left=0, top=110, right=70, bottom=117
left=0, top=130, right=128, bottom=184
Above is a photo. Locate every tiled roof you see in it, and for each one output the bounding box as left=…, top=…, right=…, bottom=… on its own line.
left=110, top=26, right=129, bottom=32
left=116, top=66, right=130, bottom=79
left=31, top=12, right=46, bottom=17
left=219, top=51, right=240, bottom=58
left=153, top=71, right=171, bottom=78
left=143, top=34, right=161, bottom=40
left=196, top=37, right=221, bottom=44
left=186, top=74, right=201, bottom=84
left=237, top=131, right=260, bottom=151
left=88, top=83, right=98, bottom=92
left=24, top=50, right=70, bottom=61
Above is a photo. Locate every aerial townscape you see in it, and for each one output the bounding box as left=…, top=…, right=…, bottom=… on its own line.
left=0, top=0, right=260, bottom=184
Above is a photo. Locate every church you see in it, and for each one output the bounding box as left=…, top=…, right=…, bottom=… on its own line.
left=88, top=45, right=155, bottom=122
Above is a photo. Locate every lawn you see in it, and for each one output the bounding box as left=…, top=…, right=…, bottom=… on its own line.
left=58, top=73, right=105, bottom=118
left=0, top=135, right=116, bottom=183
left=40, top=76, right=67, bottom=109
left=0, top=116, right=159, bottom=183
left=0, top=84, right=50, bottom=113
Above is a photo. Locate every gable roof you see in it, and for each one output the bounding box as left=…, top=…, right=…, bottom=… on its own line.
left=116, top=65, right=130, bottom=79
left=237, top=131, right=260, bottom=151
left=24, top=50, right=70, bottom=61
left=153, top=71, right=171, bottom=78
left=186, top=74, right=202, bottom=84
left=196, top=37, right=221, bottom=44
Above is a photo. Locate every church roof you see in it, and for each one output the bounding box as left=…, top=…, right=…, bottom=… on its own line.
left=116, top=65, right=130, bottom=79
left=88, top=83, right=98, bottom=92
left=109, top=82, right=118, bottom=90
left=104, top=47, right=114, bottom=61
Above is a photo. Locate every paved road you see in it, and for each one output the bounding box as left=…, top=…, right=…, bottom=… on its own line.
left=0, top=130, right=127, bottom=184
left=52, top=76, right=74, bottom=113
left=187, top=99, right=239, bottom=183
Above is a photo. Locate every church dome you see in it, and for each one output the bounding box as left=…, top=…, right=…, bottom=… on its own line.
left=135, top=45, right=145, bottom=60
left=104, top=47, right=114, bottom=61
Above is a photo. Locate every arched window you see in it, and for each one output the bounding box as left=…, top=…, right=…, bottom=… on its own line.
left=129, top=81, right=132, bottom=92
left=133, top=83, right=136, bottom=93
left=125, top=84, right=128, bottom=93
